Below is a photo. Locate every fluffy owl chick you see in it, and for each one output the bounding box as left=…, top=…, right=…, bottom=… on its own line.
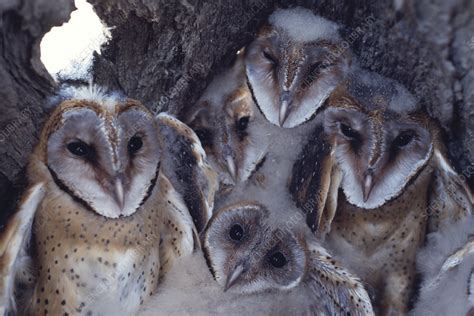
left=245, top=7, right=351, bottom=128
left=187, top=49, right=326, bottom=198
left=203, top=202, right=374, bottom=316
left=292, top=70, right=473, bottom=314
left=185, top=52, right=270, bottom=187
left=412, top=216, right=474, bottom=316
left=0, top=86, right=215, bottom=315
left=138, top=252, right=311, bottom=316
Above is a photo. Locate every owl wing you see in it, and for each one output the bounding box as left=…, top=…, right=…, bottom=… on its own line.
left=438, top=239, right=474, bottom=277
left=156, top=113, right=218, bottom=232
left=307, top=242, right=374, bottom=316
left=0, top=183, right=44, bottom=314
left=156, top=173, right=199, bottom=277
left=427, top=149, right=474, bottom=232
left=289, top=126, right=341, bottom=236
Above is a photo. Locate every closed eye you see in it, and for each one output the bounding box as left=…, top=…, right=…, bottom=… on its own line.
left=306, top=62, right=322, bottom=83
left=262, top=50, right=278, bottom=66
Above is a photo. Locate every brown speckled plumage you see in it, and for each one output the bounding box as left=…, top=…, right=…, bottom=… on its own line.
left=326, top=166, right=431, bottom=314
left=291, top=70, right=473, bottom=315
left=0, top=87, right=216, bottom=315
left=28, top=174, right=174, bottom=315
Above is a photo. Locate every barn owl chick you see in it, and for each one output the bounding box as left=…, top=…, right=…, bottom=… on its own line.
left=203, top=202, right=374, bottom=316
left=186, top=49, right=326, bottom=201
left=138, top=251, right=317, bottom=315
left=0, top=86, right=216, bottom=315
left=245, top=7, right=351, bottom=128
left=413, top=216, right=474, bottom=316
left=185, top=53, right=270, bottom=187
left=291, top=70, right=473, bottom=314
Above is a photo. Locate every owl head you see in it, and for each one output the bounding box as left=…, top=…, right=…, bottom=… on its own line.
left=245, top=7, right=351, bottom=128
left=203, top=202, right=306, bottom=293
left=186, top=57, right=269, bottom=185
left=323, top=71, right=433, bottom=209
left=34, top=86, right=161, bottom=218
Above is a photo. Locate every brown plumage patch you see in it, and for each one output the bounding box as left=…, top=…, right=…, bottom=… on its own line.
left=326, top=85, right=363, bottom=112
left=283, top=45, right=304, bottom=89
left=256, top=24, right=276, bottom=38
left=289, top=125, right=333, bottom=232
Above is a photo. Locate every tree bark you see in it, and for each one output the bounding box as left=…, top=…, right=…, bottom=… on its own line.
left=0, top=0, right=74, bottom=226
left=0, top=0, right=473, bottom=227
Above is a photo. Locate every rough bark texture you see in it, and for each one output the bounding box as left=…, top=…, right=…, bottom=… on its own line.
left=0, top=0, right=74, bottom=226
left=0, top=0, right=473, bottom=227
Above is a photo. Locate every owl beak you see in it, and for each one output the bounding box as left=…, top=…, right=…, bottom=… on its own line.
left=362, top=173, right=374, bottom=202
left=279, top=100, right=291, bottom=127
left=224, top=263, right=246, bottom=292
left=279, top=92, right=292, bottom=127
left=114, top=176, right=125, bottom=209
left=225, top=155, right=237, bottom=180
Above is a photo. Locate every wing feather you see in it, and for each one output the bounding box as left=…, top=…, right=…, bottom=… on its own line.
left=156, top=113, right=218, bottom=232
left=428, top=149, right=473, bottom=232
left=306, top=242, right=374, bottom=316
left=0, top=183, right=44, bottom=314
left=289, top=126, right=339, bottom=236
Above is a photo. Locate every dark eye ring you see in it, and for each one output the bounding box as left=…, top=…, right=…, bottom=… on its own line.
left=262, top=50, right=278, bottom=66
left=340, top=123, right=360, bottom=140
left=229, top=224, right=244, bottom=241
left=268, top=251, right=288, bottom=268
left=394, top=131, right=415, bottom=148
left=237, top=116, right=250, bottom=131
left=128, top=136, right=143, bottom=154
left=310, top=61, right=323, bottom=73
left=67, top=141, right=90, bottom=157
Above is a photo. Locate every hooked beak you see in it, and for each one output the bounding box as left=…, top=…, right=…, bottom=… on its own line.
left=114, top=175, right=125, bottom=209
left=224, top=263, right=246, bottom=292
left=279, top=100, right=290, bottom=127
left=225, top=155, right=237, bottom=180
left=362, top=172, right=374, bottom=202
left=279, top=91, right=292, bottom=127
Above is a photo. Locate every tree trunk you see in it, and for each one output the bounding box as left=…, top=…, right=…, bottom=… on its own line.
left=0, top=0, right=74, bottom=226
left=0, top=0, right=473, bottom=227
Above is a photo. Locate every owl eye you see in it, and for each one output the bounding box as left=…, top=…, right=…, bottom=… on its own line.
left=393, top=131, right=415, bottom=148
left=318, top=61, right=333, bottom=69
left=262, top=50, right=278, bottom=66
left=67, top=141, right=91, bottom=157
left=268, top=251, right=288, bottom=268
left=307, top=61, right=333, bottom=81
left=128, top=136, right=143, bottom=154
left=229, top=224, right=244, bottom=241
left=237, top=116, right=250, bottom=131
left=305, top=62, right=321, bottom=82
left=311, top=61, right=324, bottom=72
left=340, top=123, right=360, bottom=140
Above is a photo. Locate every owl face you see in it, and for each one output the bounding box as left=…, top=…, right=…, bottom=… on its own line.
left=188, top=87, right=268, bottom=185
left=203, top=203, right=306, bottom=293
left=323, top=73, right=433, bottom=209
left=245, top=7, right=349, bottom=128
left=43, top=89, right=160, bottom=218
